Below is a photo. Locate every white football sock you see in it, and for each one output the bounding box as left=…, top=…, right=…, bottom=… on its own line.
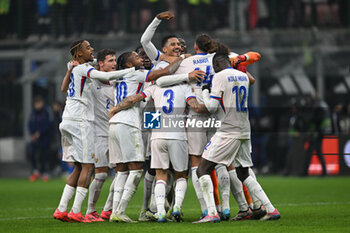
left=229, top=169, right=249, bottom=211
left=58, top=184, right=76, bottom=212
left=248, top=168, right=262, bottom=209
left=103, top=174, right=116, bottom=211
left=149, top=179, right=157, bottom=212
left=71, top=186, right=88, bottom=214
left=243, top=176, right=275, bottom=213
left=142, top=171, right=155, bottom=211
left=86, top=172, right=107, bottom=215
left=216, top=165, right=230, bottom=211
left=174, top=178, right=187, bottom=209
left=112, top=171, right=129, bottom=213
left=155, top=180, right=166, bottom=216
left=191, top=167, right=207, bottom=213
left=198, top=175, right=217, bottom=216
left=117, top=169, right=143, bottom=213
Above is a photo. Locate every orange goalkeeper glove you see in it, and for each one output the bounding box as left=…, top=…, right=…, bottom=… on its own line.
left=230, top=51, right=261, bottom=68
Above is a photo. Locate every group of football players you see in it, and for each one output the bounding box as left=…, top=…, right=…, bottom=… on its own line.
left=52, top=11, right=280, bottom=224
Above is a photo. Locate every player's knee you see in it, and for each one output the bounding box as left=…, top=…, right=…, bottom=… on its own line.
left=236, top=167, right=249, bottom=182
left=95, top=172, right=108, bottom=181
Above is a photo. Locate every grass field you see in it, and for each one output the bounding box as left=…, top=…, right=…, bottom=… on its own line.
left=0, top=176, right=349, bottom=233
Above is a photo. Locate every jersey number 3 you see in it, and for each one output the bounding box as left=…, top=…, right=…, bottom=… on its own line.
left=162, top=89, right=174, bottom=114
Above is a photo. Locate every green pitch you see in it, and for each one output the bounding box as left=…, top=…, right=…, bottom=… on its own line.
left=0, top=176, right=349, bottom=233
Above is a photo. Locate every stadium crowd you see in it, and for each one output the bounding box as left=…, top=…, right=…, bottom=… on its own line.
left=0, top=0, right=349, bottom=40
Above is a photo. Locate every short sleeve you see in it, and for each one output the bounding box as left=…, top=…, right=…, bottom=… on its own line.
left=153, top=61, right=169, bottom=70
left=141, top=84, right=155, bottom=99
left=134, top=70, right=150, bottom=83
left=77, top=63, right=95, bottom=77
left=210, top=73, right=225, bottom=100
left=183, top=84, right=196, bottom=102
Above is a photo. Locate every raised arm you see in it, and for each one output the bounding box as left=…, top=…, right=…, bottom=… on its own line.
left=146, top=56, right=183, bottom=81
left=156, top=70, right=205, bottom=87
left=109, top=93, right=145, bottom=119
left=89, top=67, right=135, bottom=81
left=246, top=71, right=255, bottom=85
left=61, top=61, right=79, bottom=92
left=187, top=98, right=208, bottom=114
left=140, top=11, right=174, bottom=63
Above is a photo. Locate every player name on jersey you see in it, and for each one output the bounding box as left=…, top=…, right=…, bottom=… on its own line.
left=227, top=75, right=248, bottom=82
left=192, top=57, right=209, bottom=65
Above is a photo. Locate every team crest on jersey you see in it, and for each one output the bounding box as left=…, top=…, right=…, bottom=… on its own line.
left=143, top=111, right=161, bottom=129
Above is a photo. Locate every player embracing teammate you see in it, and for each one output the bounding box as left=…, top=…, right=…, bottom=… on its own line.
left=52, top=10, right=280, bottom=224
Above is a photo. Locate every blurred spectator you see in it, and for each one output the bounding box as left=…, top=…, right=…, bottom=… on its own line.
left=48, top=0, right=67, bottom=40
left=284, top=97, right=307, bottom=176
left=303, top=95, right=331, bottom=176
left=24, top=0, right=39, bottom=41
left=49, top=101, right=62, bottom=174
left=28, top=96, right=52, bottom=182
left=330, top=102, right=343, bottom=134
left=37, top=0, right=51, bottom=40
left=340, top=103, right=350, bottom=134
left=0, top=0, right=10, bottom=39
left=250, top=104, right=271, bottom=174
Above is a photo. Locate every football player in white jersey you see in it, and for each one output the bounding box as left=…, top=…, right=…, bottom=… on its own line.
left=108, top=51, right=202, bottom=223
left=194, top=53, right=280, bottom=223
left=109, top=78, right=208, bottom=222
left=83, top=49, right=116, bottom=222
left=53, top=40, right=136, bottom=223
left=141, top=13, right=208, bottom=220
left=156, top=34, right=226, bottom=219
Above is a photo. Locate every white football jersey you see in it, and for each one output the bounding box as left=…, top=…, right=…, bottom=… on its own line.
left=153, top=60, right=169, bottom=70
left=210, top=67, right=251, bottom=139
left=91, top=80, right=114, bottom=136
left=109, top=69, right=151, bottom=128
left=62, top=63, right=95, bottom=121
left=141, top=84, right=196, bottom=140
left=175, top=53, right=215, bottom=114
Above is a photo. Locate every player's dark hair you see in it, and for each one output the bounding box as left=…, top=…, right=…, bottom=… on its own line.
left=195, top=34, right=217, bottom=53
left=96, top=49, right=115, bottom=62
left=214, top=41, right=231, bottom=55
left=117, top=52, right=133, bottom=70
left=70, top=40, right=85, bottom=60
left=213, top=52, right=230, bottom=72
left=161, top=34, right=178, bottom=48
left=135, top=45, right=143, bottom=54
